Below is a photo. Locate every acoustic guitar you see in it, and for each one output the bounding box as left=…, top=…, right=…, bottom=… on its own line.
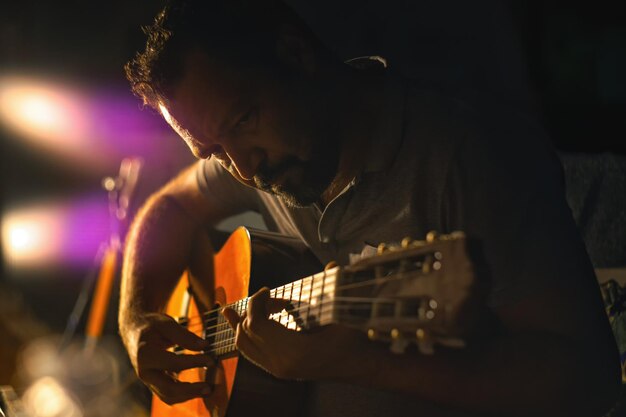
left=151, top=227, right=481, bottom=417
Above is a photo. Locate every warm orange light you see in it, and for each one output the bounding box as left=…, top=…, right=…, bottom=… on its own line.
left=2, top=207, right=63, bottom=267
left=22, top=377, right=83, bottom=417
left=0, top=77, right=88, bottom=148
left=0, top=76, right=119, bottom=172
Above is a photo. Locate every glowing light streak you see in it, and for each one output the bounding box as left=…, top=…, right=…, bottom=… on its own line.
left=22, top=377, right=83, bottom=417
left=0, top=76, right=90, bottom=151
left=0, top=75, right=184, bottom=172
left=2, top=197, right=110, bottom=270
left=2, top=207, right=63, bottom=267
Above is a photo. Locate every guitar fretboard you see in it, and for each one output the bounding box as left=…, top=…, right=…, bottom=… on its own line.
left=205, top=267, right=339, bottom=359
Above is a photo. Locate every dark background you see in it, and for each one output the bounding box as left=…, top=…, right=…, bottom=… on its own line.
left=0, top=0, right=624, bottom=389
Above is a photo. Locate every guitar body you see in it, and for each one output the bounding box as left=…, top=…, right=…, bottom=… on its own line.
left=151, top=227, right=320, bottom=417
left=150, top=228, right=479, bottom=417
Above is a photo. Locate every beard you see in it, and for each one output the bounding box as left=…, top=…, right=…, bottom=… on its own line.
left=253, top=142, right=340, bottom=208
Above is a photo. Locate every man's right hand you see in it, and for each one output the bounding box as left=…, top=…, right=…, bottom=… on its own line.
left=123, top=312, right=216, bottom=405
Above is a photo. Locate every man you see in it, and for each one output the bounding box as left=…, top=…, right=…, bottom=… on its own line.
left=119, top=1, right=621, bottom=416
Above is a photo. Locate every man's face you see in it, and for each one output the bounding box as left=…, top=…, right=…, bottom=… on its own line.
left=160, top=50, right=341, bottom=207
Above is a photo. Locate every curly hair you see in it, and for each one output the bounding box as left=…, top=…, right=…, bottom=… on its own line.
left=125, top=0, right=316, bottom=110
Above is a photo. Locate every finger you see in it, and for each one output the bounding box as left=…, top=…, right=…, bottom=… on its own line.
left=245, top=289, right=299, bottom=341
left=247, top=288, right=293, bottom=315
left=266, top=297, right=292, bottom=314
left=142, top=369, right=213, bottom=405
left=221, top=307, right=242, bottom=329
left=156, top=318, right=211, bottom=351
left=324, top=261, right=338, bottom=271
left=247, top=287, right=271, bottom=323
left=241, top=305, right=291, bottom=345
left=142, top=349, right=215, bottom=373
left=233, top=322, right=271, bottom=373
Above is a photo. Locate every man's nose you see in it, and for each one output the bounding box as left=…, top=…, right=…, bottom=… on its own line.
left=225, top=146, right=265, bottom=181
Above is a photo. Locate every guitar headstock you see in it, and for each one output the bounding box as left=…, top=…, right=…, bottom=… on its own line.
left=335, top=231, right=482, bottom=354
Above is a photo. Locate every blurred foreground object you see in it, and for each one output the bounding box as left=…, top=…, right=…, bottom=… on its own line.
left=3, top=159, right=149, bottom=417
left=15, top=336, right=148, bottom=417
left=0, top=385, right=29, bottom=417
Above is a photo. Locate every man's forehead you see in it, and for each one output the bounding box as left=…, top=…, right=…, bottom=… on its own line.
left=163, top=51, right=245, bottom=139
left=159, top=103, right=195, bottom=143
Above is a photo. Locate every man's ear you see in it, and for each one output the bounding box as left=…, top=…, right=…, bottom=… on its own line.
left=274, top=24, right=318, bottom=74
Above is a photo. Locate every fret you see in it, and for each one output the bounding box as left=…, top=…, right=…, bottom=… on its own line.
left=301, top=277, right=315, bottom=329
left=315, top=269, right=337, bottom=326
left=283, top=283, right=291, bottom=327
left=228, top=316, right=236, bottom=354
left=318, top=271, right=324, bottom=326
left=202, top=267, right=345, bottom=358
left=278, top=284, right=286, bottom=327
left=216, top=313, right=224, bottom=356
left=287, top=282, right=296, bottom=330
left=297, top=278, right=303, bottom=329
left=221, top=312, right=228, bottom=356
left=269, top=286, right=281, bottom=326
left=212, top=312, right=219, bottom=357
left=298, top=276, right=310, bottom=328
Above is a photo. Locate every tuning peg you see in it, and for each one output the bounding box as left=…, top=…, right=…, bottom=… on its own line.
left=426, top=231, right=438, bottom=243
left=447, top=231, right=466, bottom=240
left=390, top=329, right=410, bottom=354
left=367, top=329, right=377, bottom=341
left=415, top=329, right=435, bottom=355
left=401, top=237, right=412, bottom=248
left=377, top=243, right=387, bottom=255
left=416, top=328, right=426, bottom=340
left=419, top=303, right=437, bottom=320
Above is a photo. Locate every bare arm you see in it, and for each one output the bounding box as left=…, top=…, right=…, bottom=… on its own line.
left=119, top=162, right=213, bottom=323
left=118, top=161, right=223, bottom=403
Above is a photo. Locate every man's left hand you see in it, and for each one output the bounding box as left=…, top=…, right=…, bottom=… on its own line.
left=221, top=287, right=377, bottom=381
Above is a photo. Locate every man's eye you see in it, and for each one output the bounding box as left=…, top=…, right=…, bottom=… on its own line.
left=235, top=108, right=256, bottom=127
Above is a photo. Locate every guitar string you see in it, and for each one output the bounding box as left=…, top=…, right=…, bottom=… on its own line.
left=199, top=306, right=367, bottom=345
left=181, top=292, right=409, bottom=332
left=193, top=262, right=424, bottom=321
left=201, top=314, right=387, bottom=356
left=181, top=266, right=424, bottom=328
left=187, top=300, right=382, bottom=336
left=181, top=293, right=432, bottom=356
left=177, top=279, right=326, bottom=328
left=196, top=278, right=335, bottom=319
left=175, top=310, right=384, bottom=356
left=162, top=246, right=439, bottom=357
left=171, top=265, right=429, bottom=358
left=196, top=296, right=398, bottom=330
left=179, top=298, right=421, bottom=356
left=183, top=295, right=403, bottom=332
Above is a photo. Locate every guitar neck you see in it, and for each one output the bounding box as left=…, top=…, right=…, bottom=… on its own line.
left=205, top=267, right=340, bottom=360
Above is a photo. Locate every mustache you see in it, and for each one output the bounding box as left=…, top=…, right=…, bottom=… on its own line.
left=254, top=157, right=303, bottom=186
